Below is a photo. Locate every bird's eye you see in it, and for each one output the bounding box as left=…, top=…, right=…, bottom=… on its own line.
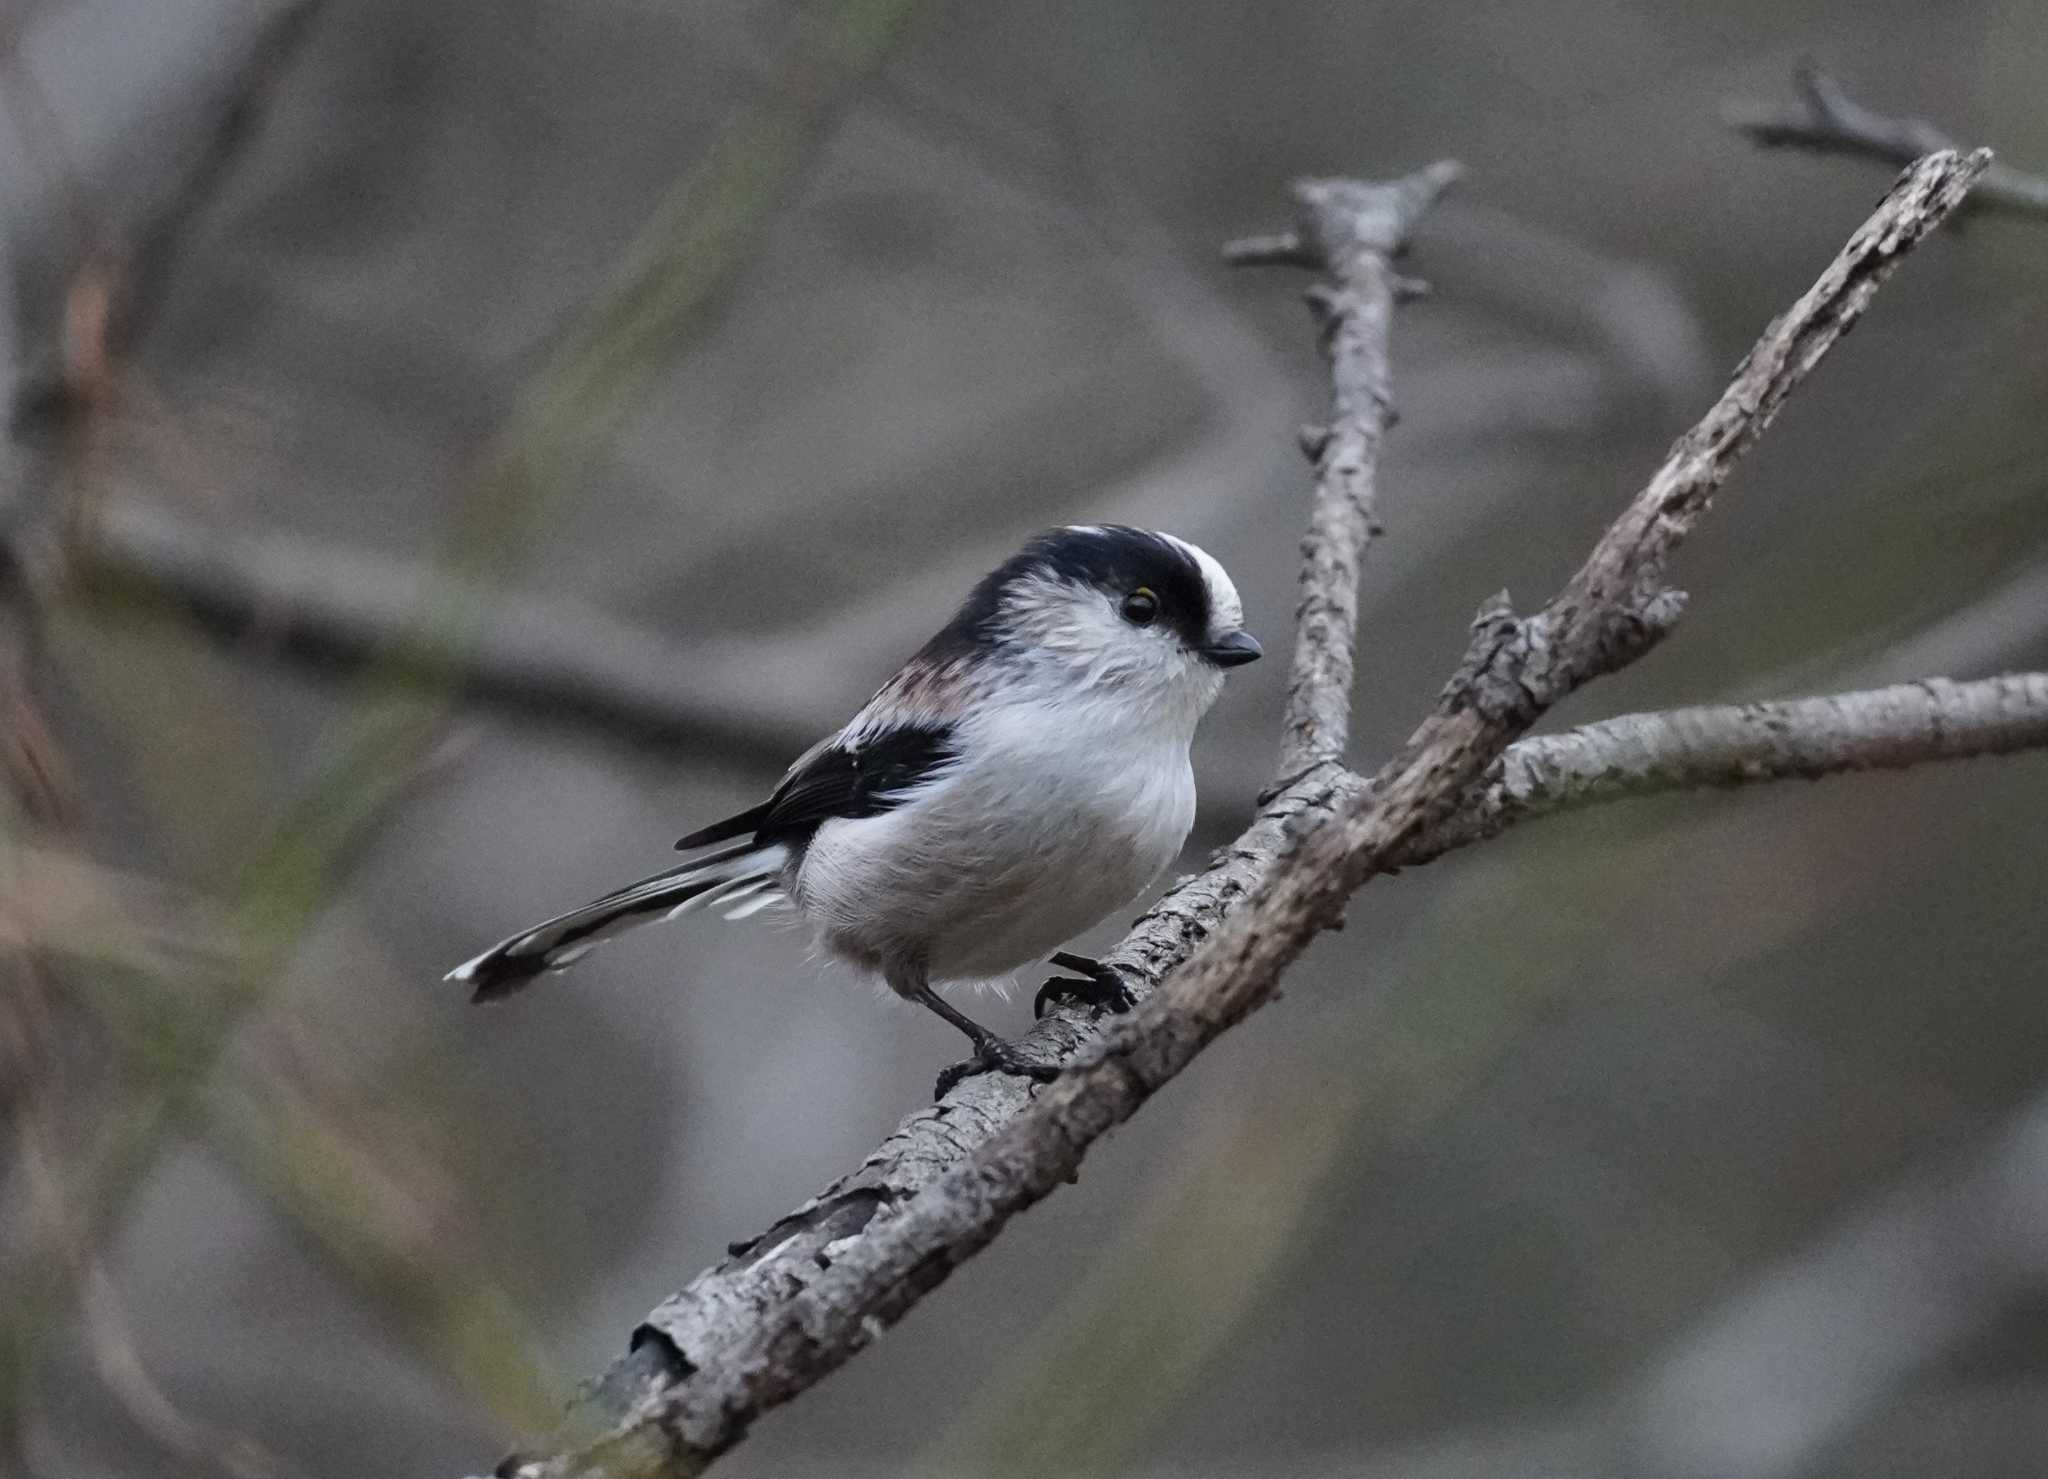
left=1120, top=588, right=1159, bottom=627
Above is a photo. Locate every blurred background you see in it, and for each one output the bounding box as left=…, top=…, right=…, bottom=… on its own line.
left=3, top=1, right=2046, bottom=1475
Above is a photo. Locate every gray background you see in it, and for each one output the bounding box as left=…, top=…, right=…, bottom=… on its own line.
left=5, top=0, right=2047, bottom=1476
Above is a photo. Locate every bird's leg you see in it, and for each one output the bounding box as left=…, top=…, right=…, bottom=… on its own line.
left=1034, top=951, right=1137, bottom=1020
left=910, top=986, right=1061, bottom=1098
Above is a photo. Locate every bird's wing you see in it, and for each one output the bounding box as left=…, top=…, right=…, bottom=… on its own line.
left=673, top=800, right=773, bottom=851
left=675, top=720, right=959, bottom=852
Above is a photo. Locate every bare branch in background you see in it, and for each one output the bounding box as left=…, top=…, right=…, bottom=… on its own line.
left=115, top=0, right=331, bottom=351
left=1727, top=62, right=2048, bottom=221
left=2, top=862, right=280, bottom=1473
left=75, top=1260, right=310, bottom=1479
left=7, top=984, right=302, bottom=1479
left=6, top=0, right=940, bottom=1456
left=1858, top=561, right=2048, bottom=682
left=1622, top=1084, right=2048, bottom=1478
left=480, top=151, right=1991, bottom=1478
left=40, top=153, right=1306, bottom=767
left=7, top=0, right=331, bottom=435
left=0, top=533, right=74, bottom=824
left=70, top=499, right=816, bottom=755
left=82, top=512, right=2046, bottom=840
left=0, top=1, right=97, bottom=266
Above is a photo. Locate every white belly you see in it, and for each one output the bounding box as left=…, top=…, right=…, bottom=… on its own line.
left=794, top=727, right=1196, bottom=986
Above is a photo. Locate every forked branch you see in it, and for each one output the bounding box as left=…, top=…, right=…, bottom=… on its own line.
left=473, top=150, right=1991, bottom=1477
left=1728, top=63, right=2048, bottom=221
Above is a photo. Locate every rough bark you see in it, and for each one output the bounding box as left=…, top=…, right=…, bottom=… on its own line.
left=1224, top=162, right=1462, bottom=773
left=1409, top=672, right=2048, bottom=860
left=474, top=149, right=1990, bottom=1478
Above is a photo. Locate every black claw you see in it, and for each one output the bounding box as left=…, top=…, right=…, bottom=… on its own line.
left=933, top=1037, right=1062, bottom=1099
left=1257, top=758, right=1339, bottom=806
left=1033, top=976, right=1093, bottom=1019
left=1035, top=953, right=1138, bottom=1020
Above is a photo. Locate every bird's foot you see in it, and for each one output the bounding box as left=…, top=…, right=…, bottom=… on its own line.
left=1034, top=952, right=1137, bottom=1020
left=933, top=1036, right=1062, bottom=1099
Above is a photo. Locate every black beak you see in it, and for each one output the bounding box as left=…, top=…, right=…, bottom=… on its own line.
left=1200, top=629, right=1263, bottom=668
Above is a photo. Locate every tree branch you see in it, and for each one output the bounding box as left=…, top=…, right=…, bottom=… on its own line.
left=1038, top=671, right=2048, bottom=877
left=118, top=0, right=331, bottom=352
left=8, top=0, right=332, bottom=433
left=1410, top=672, right=2048, bottom=862
left=1225, top=161, right=1462, bottom=774
left=69, top=499, right=815, bottom=756
left=1727, top=62, right=2048, bottom=222
left=476, top=150, right=1988, bottom=1477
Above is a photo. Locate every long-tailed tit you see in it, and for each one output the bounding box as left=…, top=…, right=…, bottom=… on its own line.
left=448, top=524, right=1261, bottom=1086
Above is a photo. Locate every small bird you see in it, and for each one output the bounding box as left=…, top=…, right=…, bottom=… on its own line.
left=448, top=525, right=1260, bottom=1087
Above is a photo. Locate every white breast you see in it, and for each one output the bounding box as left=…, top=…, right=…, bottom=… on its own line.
left=794, top=695, right=1197, bottom=986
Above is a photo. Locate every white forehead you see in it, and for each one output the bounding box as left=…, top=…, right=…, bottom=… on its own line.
left=1158, top=532, right=1244, bottom=631
left=1045, top=524, right=1244, bottom=633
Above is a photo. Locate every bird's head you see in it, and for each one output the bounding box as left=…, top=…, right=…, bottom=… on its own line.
left=927, top=525, right=1260, bottom=728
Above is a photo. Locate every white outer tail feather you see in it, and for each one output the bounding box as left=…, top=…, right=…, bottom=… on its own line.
left=447, top=842, right=789, bottom=997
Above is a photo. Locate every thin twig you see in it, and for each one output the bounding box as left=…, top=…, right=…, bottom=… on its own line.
left=0, top=1, right=97, bottom=266
left=8, top=965, right=303, bottom=1479
left=7, top=0, right=331, bottom=433
left=1228, top=161, right=1462, bottom=775
left=482, top=151, right=1987, bottom=1478
left=117, top=0, right=331, bottom=350
left=1727, top=62, right=2048, bottom=221
left=77, top=1261, right=310, bottom=1479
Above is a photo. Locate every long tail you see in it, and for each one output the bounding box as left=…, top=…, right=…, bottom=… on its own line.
left=447, top=840, right=789, bottom=1002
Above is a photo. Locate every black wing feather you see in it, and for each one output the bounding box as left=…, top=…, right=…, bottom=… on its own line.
left=676, top=722, right=958, bottom=853
left=674, top=803, right=771, bottom=852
